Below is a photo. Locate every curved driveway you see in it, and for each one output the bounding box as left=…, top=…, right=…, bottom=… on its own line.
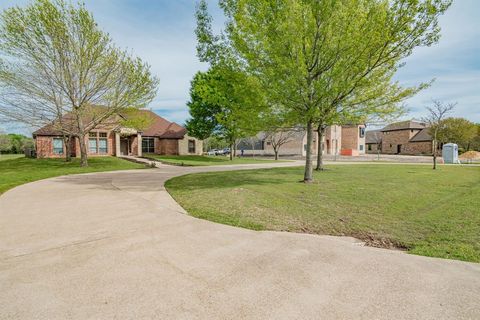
left=0, top=162, right=479, bottom=319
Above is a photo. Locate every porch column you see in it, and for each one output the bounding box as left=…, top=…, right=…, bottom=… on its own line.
left=115, top=132, right=121, bottom=157
left=137, top=133, right=142, bottom=157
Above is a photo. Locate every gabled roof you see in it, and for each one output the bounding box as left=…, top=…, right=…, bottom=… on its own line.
left=33, top=108, right=187, bottom=139
left=365, top=130, right=382, bottom=144
left=409, top=128, right=432, bottom=142
left=381, top=120, right=427, bottom=132
left=138, top=110, right=186, bottom=138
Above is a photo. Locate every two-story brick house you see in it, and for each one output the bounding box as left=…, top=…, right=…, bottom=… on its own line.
left=33, top=110, right=202, bottom=158
left=370, top=120, right=438, bottom=155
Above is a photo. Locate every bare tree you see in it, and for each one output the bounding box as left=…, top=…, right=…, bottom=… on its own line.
left=370, top=130, right=383, bottom=160
left=264, top=128, right=299, bottom=161
left=0, top=0, right=158, bottom=166
left=422, top=100, right=456, bottom=169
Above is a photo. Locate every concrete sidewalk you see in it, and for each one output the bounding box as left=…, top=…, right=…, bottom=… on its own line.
left=0, top=163, right=479, bottom=319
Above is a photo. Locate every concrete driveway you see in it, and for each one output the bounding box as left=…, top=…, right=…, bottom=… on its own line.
left=0, top=162, right=479, bottom=319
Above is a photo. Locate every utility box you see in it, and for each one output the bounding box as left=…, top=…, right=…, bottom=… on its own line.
left=442, top=143, right=459, bottom=164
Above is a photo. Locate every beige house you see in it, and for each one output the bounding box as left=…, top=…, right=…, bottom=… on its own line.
left=236, top=124, right=366, bottom=157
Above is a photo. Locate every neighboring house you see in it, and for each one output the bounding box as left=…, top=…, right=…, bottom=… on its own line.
left=33, top=110, right=202, bottom=158
left=365, top=130, right=383, bottom=153
left=236, top=124, right=366, bottom=157
left=378, top=120, right=438, bottom=155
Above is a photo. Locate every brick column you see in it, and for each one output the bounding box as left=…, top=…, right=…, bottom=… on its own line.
left=115, top=132, right=120, bottom=157
left=137, top=133, right=142, bottom=157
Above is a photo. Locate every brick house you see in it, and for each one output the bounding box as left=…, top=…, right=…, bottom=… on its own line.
left=236, top=124, right=366, bottom=157
left=33, top=110, right=202, bottom=158
left=367, top=120, right=439, bottom=155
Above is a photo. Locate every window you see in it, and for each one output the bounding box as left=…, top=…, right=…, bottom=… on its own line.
left=359, top=127, right=365, bottom=138
left=88, top=131, right=108, bottom=154
left=368, top=144, right=372, bottom=151
left=99, top=138, right=107, bottom=154
left=89, top=138, right=98, bottom=153
left=188, top=140, right=196, bottom=153
left=359, top=145, right=364, bottom=151
left=53, top=138, right=64, bottom=155
left=142, top=137, right=155, bottom=153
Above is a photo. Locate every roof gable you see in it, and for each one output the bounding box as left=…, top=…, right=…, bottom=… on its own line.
left=33, top=108, right=187, bottom=139
left=381, top=120, right=427, bottom=132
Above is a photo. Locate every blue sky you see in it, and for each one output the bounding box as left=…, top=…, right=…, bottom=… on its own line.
left=1, top=0, right=479, bottom=134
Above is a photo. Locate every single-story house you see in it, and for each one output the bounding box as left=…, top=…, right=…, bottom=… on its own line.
left=236, top=124, right=366, bottom=157
left=33, top=109, right=202, bottom=158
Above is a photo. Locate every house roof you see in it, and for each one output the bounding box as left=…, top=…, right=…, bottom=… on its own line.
left=138, top=110, right=187, bottom=138
left=33, top=108, right=187, bottom=139
left=409, top=128, right=432, bottom=142
left=381, top=120, right=427, bottom=132
left=365, top=130, right=382, bottom=144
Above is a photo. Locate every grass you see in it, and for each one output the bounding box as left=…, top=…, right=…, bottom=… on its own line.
left=166, top=164, right=480, bottom=262
left=144, top=154, right=282, bottom=166
left=0, top=156, right=145, bottom=195
left=0, top=154, right=24, bottom=161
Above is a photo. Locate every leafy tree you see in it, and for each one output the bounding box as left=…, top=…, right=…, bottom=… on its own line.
left=0, top=0, right=158, bottom=166
left=186, top=65, right=265, bottom=160
left=435, top=117, right=477, bottom=151
left=0, top=133, right=12, bottom=154
left=423, top=100, right=455, bottom=170
left=201, top=0, right=450, bottom=182
left=471, top=124, right=480, bottom=151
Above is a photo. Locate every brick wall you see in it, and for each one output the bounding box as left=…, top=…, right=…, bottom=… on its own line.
left=341, top=125, right=365, bottom=156
left=158, top=139, right=179, bottom=155
left=366, top=143, right=381, bottom=153
left=381, top=129, right=433, bottom=155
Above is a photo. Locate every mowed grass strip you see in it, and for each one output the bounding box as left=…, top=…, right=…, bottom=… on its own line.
left=0, top=156, right=145, bottom=195
left=166, top=165, right=480, bottom=262
left=0, top=154, right=24, bottom=161
left=144, top=154, right=282, bottom=166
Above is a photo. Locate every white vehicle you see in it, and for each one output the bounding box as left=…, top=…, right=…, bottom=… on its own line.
left=207, top=149, right=219, bottom=156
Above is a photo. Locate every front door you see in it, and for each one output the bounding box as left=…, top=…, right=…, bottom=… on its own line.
left=397, top=144, right=402, bottom=154
left=120, top=138, right=129, bottom=155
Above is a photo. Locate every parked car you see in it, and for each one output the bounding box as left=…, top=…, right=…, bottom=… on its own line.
left=218, top=148, right=230, bottom=155
left=207, top=149, right=219, bottom=156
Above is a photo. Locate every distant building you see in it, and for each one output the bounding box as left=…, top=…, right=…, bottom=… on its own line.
left=236, top=124, right=366, bottom=157
left=366, top=120, right=439, bottom=156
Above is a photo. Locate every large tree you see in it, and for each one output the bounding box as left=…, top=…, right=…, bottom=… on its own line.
left=0, top=0, right=158, bottom=166
left=200, top=0, right=451, bottom=182
left=436, top=117, right=477, bottom=151
left=186, top=65, right=266, bottom=160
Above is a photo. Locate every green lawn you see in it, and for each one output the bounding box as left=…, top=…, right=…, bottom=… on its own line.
left=0, top=156, right=145, bottom=195
left=166, top=165, right=480, bottom=262
left=144, top=154, right=282, bottom=166
left=0, top=154, right=24, bottom=161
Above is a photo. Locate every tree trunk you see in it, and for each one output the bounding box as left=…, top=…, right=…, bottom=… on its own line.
left=274, top=149, right=278, bottom=160
left=315, top=125, right=325, bottom=171
left=229, top=141, right=233, bottom=161
left=78, top=134, right=88, bottom=167
left=432, top=140, right=437, bottom=170
left=304, top=120, right=314, bottom=183
left=63, top=135, right=72, bottom=162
